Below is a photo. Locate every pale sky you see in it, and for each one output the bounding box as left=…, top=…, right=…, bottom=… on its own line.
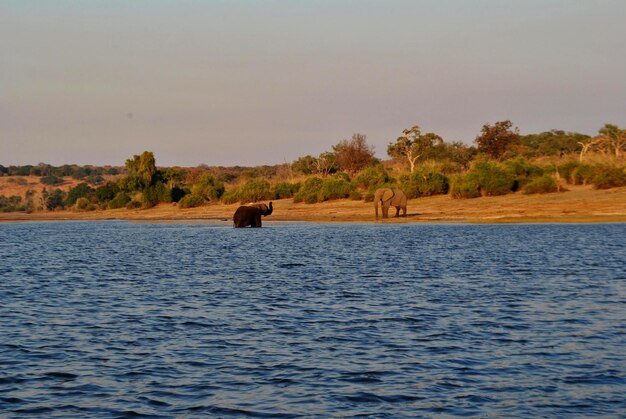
left=2, top=0, right=625, bottom=167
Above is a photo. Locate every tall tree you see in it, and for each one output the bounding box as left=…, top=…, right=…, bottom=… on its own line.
left=474, top=120, right=519, bottom=159
left=125, top=151, right=157, bottom=186
left=332, top=133, right=376, bottom=175
left=598, top=123, right=626, bottom=158
left=387, top=125, right=443, bottom=172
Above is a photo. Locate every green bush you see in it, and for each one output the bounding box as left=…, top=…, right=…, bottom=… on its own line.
left=271, top=182, right=300, bottom=199
left=192, top=174, right=225, bottom=201
left=319, top=177, right=354, bottom=201
left=95, top=182, right=120, bottom=203
left=44, top=188, right=66, bottom=210
left=222, top=179, right=272, bottom=204
left=293, top=177, right=354, bottom=203
left=40, top=175, right=64, bottom=186
left=504, top=158, right=544, bottom=178
left=293, top=177, right=324, bottom=203
left=65, top=183, right=94, bottom=206
left=400, top=168, right=449, bottom=198
left=523, top=175, right=559, bottom=194
left=0, top=195, right=24, bottom=212
left=85, top=175, right=105, bottom=185
left=354, top=165, right=393, bottom=191
left=592, top=166, right=626, bottom=189
left=449, top=174, right=481, bottom=199
left=503, top=158, right=545, bottom=189
left=558, top=161, right=594, bottom=185
left=178, top=194, right=206, bottom=208
left=108, top=192, right=131, bottom=209
left=470, top=160, right=516, bottom=196
left=75, top=197, right=96, bottom=211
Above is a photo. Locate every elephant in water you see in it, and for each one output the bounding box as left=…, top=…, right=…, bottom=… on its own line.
left=233, top=202, right=273, bottom=227
left=374, top=188, right=407, bottom=219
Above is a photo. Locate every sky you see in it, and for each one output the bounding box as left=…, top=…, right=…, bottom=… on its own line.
left=1, top=0, right=625, bottom=167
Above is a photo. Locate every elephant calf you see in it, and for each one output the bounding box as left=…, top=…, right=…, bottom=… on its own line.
left=233, top=202, right=273, bottom=228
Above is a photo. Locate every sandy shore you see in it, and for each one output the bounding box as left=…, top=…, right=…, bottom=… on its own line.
left=1, top=185, right=625, bottom=224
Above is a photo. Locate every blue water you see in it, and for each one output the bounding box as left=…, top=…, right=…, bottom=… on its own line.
left=0, top=221, right=625, bottom=418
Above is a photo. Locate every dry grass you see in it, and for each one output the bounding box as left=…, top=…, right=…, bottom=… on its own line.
left=2, top=185, right=625, bottom=224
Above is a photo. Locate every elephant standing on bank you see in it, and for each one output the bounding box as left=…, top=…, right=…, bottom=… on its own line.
left=374, top=188, right=407, bottom=219
left=233, top=202, right=273, bottom=227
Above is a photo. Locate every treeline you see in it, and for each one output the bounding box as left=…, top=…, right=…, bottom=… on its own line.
left=1, top=121, right=625, bottom=213
left=0, top=163, right=120, bottom=178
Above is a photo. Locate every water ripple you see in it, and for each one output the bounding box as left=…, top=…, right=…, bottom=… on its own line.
left=0, top=221, right=625, bottom=417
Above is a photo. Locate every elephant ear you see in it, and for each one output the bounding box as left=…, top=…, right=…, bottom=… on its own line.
left=257, top=203, right=268, bottom=213
left=381, top=188, right=394, bottom=201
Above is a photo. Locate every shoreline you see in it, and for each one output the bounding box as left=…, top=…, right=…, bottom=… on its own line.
left=2, top=185, right=625, bottom=224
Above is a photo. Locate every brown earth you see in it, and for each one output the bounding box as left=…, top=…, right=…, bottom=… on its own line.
left=1, top=185, right=625, bottom=224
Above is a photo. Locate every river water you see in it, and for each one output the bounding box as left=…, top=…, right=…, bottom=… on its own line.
left=0, top=221, right=624, bottom=417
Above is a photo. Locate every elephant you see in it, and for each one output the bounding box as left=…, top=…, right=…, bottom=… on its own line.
left=374, top=188, right=407, bottom=218
left=233, top=201, right=273, bottom=227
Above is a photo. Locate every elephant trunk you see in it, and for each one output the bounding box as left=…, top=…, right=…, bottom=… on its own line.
left=265, top=201, right=273, bottom=216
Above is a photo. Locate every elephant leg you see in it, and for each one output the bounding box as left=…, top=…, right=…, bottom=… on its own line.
left=395, top=206, right=400, bottom=217
left=254, top=215, right=262, bottom=227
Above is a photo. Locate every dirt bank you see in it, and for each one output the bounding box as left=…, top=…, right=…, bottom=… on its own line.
left=2, top=185, right=625, bottom=224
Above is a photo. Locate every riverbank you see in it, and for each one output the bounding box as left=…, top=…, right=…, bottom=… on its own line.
left=2, top=185, right=625, bottom=224
left=0, top=186, right=626, bottom=223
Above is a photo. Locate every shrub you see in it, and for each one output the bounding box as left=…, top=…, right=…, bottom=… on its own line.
left=108, top=192, right=131, bottom=209
left=141, top=186, right=160, bottom=208
left=293, top=177, right=324, bottom=203
left=504, top=158, right=545, bottom=189
left=318, top=177, right=354, bottom=201
left=592, top=166, right=626, bottom=189
left=85, top=175, right=105, bottom=185
left=449, top=174, right=481, bottom=199
left=293, top=177, right=354, bottom=203
left=66, top=183, right=94, bottom=206
left=470, top=160, right=516, bottom=196
left=558, top=161, right=595, bottom=185
left=220, top=189, right=240, bottom=204
left=95, top=182, right=120, bottom=203
left=354, top=165, right=393, bottom=191
left=222, top=179, right=272, bottom=204
left=40, top=175, right=64, bottom=186
left=75, top=197, right=96, bottom=211
left=0, top=195, right=23, bottom=212
left=178, top=194, right=205, bottom=208
left=271, top=182, right=300, bottom=199
left=400, top=168, right=449, bottom=198
left=192, top=174, right=225, bottom=201
left=523, top=175, right=559, bottom=194
left=44, top=188, right=66, bottom=210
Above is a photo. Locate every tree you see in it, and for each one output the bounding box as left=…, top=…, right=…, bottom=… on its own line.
left=332, top=133, right=376, bottom=175
left=125, top=151, right=157, bottom=186
left=474, top=120, right=519, bottom=159
left=387, top=125, right=444, bottom=172
left=598, top=123, right=626, bottom=158
left=65, top=183, right=94, bottom=207
left=292, top=155, right=318, bottom=175
left=315, top=152, right=339, bottom=176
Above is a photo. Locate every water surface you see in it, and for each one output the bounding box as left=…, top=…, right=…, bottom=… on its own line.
left=1, top=222, right=625, bottom=417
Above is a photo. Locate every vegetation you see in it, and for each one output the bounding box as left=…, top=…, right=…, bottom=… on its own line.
left=1, top=122, right=625, bottom=213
